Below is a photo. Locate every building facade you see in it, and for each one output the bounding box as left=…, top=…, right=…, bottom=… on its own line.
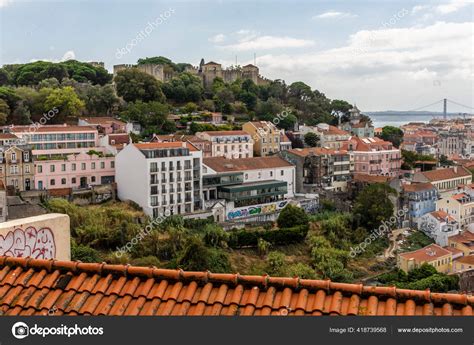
left=195, top=131, right=253, bottom=159
left=35, top=152, right=115, bottom=190
left=397, top=244, right=453, bottom=273
left=402, top=183, right=438, bottom=224
left=279, top=147, right=353, bottom=193
left=413, top=167, right=472, bottom=195
left=0, top=145, right=34, bottom=192
left=242, top=121, right=280, bottom=156
left=116, top=142, right=203, bottom=218
left=343, top=137, right=401, bottom=177
left=417, top=210, right=459, bottom=247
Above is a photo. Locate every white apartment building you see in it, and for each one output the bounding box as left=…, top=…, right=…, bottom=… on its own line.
left=417, top=210, right=460, bottom=247
left=195, top=131, right=253, bottom=159
left=116, top=142, right=203, bottom=218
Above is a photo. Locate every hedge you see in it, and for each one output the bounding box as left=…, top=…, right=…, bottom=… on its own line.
left=228, top=225, right=308, bottom=248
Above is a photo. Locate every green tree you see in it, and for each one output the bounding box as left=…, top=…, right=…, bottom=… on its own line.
left=202, top=224, right=229, bottom=248
left=0, top=68, right=11, bottom=86
left=121, top=101, right=173, bottom=136
left=380, top=126, right=404, bottom=148
left=277, top=204, right=309, bottom=228
left=304, top=132, right=319, bottom=147
left=82, top=84, right=119, bottom=115
left=353, top=183, right=396, bottom=230
left=114, top=68, right=165, bottom=103
left=0, top=99, right=10, bottom=125
left=44, top=86, right=85, bottom=121
left=265, top=251, right=287, bottom=276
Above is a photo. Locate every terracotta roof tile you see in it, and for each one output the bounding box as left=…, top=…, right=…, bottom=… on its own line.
left=204, top=156, right=293, bottom=172
left=421, top=167, right=471, bottom=182
left=0, top=256, right=473, bottom=316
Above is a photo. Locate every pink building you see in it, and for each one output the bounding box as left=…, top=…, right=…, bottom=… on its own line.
left=35, top=152, right=115, bottom=190
left=343, top=137, right=402, bottom=176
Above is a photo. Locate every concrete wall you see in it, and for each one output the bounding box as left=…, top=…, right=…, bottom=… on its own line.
left=0, top=213, right=70, bottom=260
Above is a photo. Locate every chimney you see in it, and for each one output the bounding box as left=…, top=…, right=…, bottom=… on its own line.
left=453, top=166, right=458, bottom=173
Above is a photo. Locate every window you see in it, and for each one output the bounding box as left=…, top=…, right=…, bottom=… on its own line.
left=11, top=152, right=16, bottom=161
left=25, top=165, right=30, bottom=174
left=72, top=163, right=76, bottom=171
left=24, top=152, right=29, bottom=162
left=61, top=164, right=66, bottom=172
left=280, top=170, right=284, bottom=176
left=91, top=176, right=96, bottom=182
left=270, top=171, right=273, bottom=177
left=10, top=166, right=18, bottom=174
left=72, top=178, right=76, bottom=184
left=111, top=161, right=115, bottom=168
left=61, top=178, right=66, bottom=185
left=101, top=162, right=105, bottom=169
left=81, top=163, right=86, bottom=170
left=92, top=162, right=96, bottom=169
left=50, top=165, right=55, bottom=173
left=50, top=179, right=55, bottom=186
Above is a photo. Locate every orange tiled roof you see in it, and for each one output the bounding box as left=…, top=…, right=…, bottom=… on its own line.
left=288, top=147, right=349, bottom=157
left=421, top=167, right=471, bottom=182
left=454, top=255, right=474, bottom=266
left=449, top=232, right=474, bottom=247
left=0, top=256, right=473, bottom=316
left=201, top=130, right=250, bottom=137
left=430, top=210, right=456, bottom=223
left=353, top=173, right=393, bottom=184
left=403, top=182, right=435, bottom=192
left=399, top=244, right=452, bottom=262
left=204, top=156, right=293, bottom=172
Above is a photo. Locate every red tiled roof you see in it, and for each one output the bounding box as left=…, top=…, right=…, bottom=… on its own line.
left=399, top=244, right=452, bottom=262
left=454, top=255, right=474, bottom=266
left=353, top=173, right=393, bottom=184
left=403, top=182, right=435, bottom=192
left=420, top=167, right=471, bottom=182
left=200, top=130, right=250, bottom=137
left=79, top=117, right=126, bottom=126
left=204, top=156, right=293, bottom=172
left=0, top=133, right=18, bottom=139
left=341, top=136, right=395, bottom=152
left=0, top=256, right=473, bottom=316
left=449, top=232, right=474, bottom=247
left=288, top=147, right=349, bottom=157
left=429, top=210, right=456, bottom=223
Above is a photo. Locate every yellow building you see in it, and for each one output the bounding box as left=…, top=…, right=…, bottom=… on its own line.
left=448, top=231, right=474, bottom=256
left=453, top=255, right=474, bottom=272
left=242, top=121, right=280, bottom=157
left=397, top=244, right=453, bottom=273
left=436, top=192, right=474, bottom=228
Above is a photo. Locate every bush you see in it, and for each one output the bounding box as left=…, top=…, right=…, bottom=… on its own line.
left=277, top=204, right=309, bottom=228
left=71, top=243, right=101, bottom=263
left=131, top=255, right=161, bottom=267
left=228, top=225, right=308, bottom=248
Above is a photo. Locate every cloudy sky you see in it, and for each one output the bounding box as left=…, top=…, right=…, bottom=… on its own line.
left=0, top=0, right=473, bottom=112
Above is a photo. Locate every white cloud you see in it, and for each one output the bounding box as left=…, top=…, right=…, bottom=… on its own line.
left=30, top=50, right=76, bottom=63
left=208, top=33, right=226, bottom=43
left=411, top=5, right=429, bottom=15
left=249, top=21, right=473, bottom=110
left=0, top=0, right=11, bottom=8
left=435, top=0, right=473, bottom=14
left=410, top=0, right=473, bottom=18
left=218, top=34, right=315, bottom=51
left=61, top=50, right=75, bottom=61
left=313, top=11, right=357, bottom=19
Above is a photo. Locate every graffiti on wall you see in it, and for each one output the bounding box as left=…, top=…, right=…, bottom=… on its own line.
left=227, top=200, right=289, bottom=220
left=0, top=227, right=56, bottom=259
